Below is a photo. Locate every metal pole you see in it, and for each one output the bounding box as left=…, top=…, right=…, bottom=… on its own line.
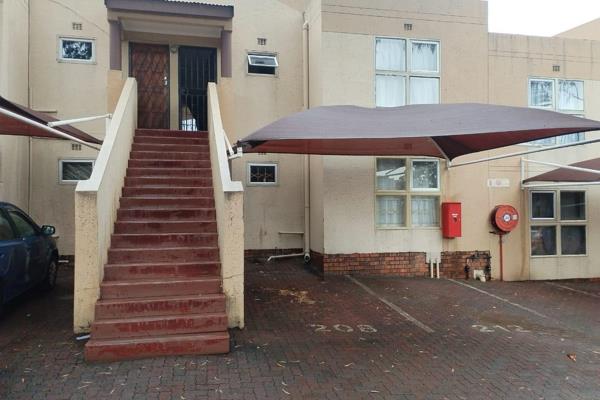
left=47, top=113, right=112, bottom=128
left=0, top=107, right=101, bottom=151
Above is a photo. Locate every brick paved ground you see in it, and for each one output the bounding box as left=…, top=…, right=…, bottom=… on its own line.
left=1, top=260, right=599, bottom=399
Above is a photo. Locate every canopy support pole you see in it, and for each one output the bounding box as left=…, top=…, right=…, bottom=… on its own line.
left=0, top=106, right=101, bottom=151
left=449, top=136, right=600, bottom=169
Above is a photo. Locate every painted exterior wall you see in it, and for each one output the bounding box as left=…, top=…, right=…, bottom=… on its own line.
left=0, top=0, right=30, bottom=212
left=558, top=18, right=600, bottom=41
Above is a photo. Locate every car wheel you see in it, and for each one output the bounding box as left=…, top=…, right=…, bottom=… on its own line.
left=41, top=259, right=58, bottom=291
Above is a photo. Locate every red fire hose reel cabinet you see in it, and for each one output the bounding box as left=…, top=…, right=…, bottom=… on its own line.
left=442, top=202, right=462, bottom=238
left=491, top=205, right=519, bottom=233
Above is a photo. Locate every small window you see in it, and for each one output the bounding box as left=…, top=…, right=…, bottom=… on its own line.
left=411, top=196, right=440, bottom=227
left=58, top=37, right=95, bottom=63
left=409, top=77, right=440, bottom=105
left=376, top=158, right=406, bottom=190
left=529, top=79, right=554, bottom=109
left=531, top=226, right=557, bottom=256
left=375, top=75, right=406, bottom=107
left=561, top=225, right=586, bottom=255
left=375, top=38, right=406, bottom=72
left=247, top=163, right=277, bottom=185
left=557, top=80, right=584, bottom=112
left=531, top=192, right=555, bottom=219
left=60, top=160, right=94, bottom=183
left=247, top=53, right=278, bottom=75
left=376, top=195, right=407, bottom=227
left=560, top=191, right=585, bottom=221
left=411, top=41, right=439, bottom=73
left=411, top=160, right=439, bottom=191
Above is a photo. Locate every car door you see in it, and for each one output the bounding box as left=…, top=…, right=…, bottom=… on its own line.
left=0, top=209, right=27, bottom=302
left=5, top=209, right=45, bottom=288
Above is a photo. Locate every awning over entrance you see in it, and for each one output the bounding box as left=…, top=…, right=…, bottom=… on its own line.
left=524, top=158, right=600, bottom=183
left=0, top=97, right=102, bottom=144
left=239, top=104, right=600, bottom=160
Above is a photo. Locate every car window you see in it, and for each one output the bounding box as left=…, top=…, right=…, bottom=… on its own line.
left=7, top=211, right=38, bottom=238
left=0, top=212, right=15, bottom=240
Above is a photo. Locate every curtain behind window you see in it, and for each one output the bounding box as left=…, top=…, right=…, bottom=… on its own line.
left=411, top=42, right=438, bottom=72
left=376, top=75, right=406, bottom=107
left=411, top=196, right=439, bottom=226
left=558, top=80, right=584, bottom=111
left=375, top=38, right=406, bottom=71
left=530, top=80, right=553, bottom=108
left=409, top=77, right=439, bottom=105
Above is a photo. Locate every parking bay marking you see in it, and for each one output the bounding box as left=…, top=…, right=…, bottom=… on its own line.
left=448, top=279, right=549, bottom=319
left=346, top=275, right=434, bottom=333
left=546, top=282, right=600, bottom=299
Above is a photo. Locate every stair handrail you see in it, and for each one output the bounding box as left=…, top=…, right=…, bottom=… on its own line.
left=207, top=82, right=243, bottom=193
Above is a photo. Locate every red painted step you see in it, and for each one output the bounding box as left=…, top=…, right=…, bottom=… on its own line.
left=84, top=332, right=229, bottom=362
left=111, top=233, right=218, bottom=248
left=91, top=313, right=228, bottom=339
left=128, top=159, right=211, bottom=169
left=126, top=167, right=212, bottom=177
left=124, top=176, right=212, bottom=187
left=120, top=197, right=214, bottom=209
left=100, top=277, right=222, bottom=299
left=135, top=129, right=208, bottom=137
left=122, top=186, right=213, bottom=197
left=132, top=143, right=208, bottom=153
left=114, top=220, right=217, bottom=234
left=103, top=261, right=220, bottom=281
left=134, top=136, right=208, bottom=145
left=130, top=151, right=208, bottom=160
left=107, top=246, right=219, bottom=264
left=95, top=294, right=226, bottom=319
left=116, top=208, right=215, bottom=221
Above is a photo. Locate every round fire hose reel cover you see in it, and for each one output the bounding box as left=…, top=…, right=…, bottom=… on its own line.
left=491, top=205, right=519, bottom=233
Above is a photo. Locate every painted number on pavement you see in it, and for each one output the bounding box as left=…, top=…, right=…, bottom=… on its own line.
left=472, top=324, right=531, bottom=333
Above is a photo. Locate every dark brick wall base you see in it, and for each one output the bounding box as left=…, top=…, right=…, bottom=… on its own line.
left=441, top=251, right=491, bottom=279
left=244, top=248, right=303, bottom=260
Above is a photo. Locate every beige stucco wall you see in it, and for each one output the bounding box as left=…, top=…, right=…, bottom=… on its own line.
left=557, top=18, right=600, bottom=41
left=0, top=0, right=30, bottom=212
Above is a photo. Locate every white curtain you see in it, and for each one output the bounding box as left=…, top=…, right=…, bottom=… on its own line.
left=411, top=42, right=438, bottom=72
left=411, top=196, right=439, bottom=227
left=377, top=196, right=406, bottom=226
left=530, top=80, right=554, bottom=108
left=558, top=80, right=584, bottom=111
left=376, top=75, right=406, bottom=107
left=376, top=38, right=406, bottom=71
left=409, top=77, right=439, bottom=105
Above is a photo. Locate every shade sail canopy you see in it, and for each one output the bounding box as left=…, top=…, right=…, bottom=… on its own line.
left=0, top=96, right=102, bottom=144
left=239, top=104, right=600, bottom=160
left=524, top=158, right=600, bottom=183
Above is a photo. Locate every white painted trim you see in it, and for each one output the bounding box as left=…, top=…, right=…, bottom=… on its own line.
left=246, top=162, right=278, bottom=186
left=59, top=159, right=95, bottom=184
left=57, top=36, right=96, bottom=64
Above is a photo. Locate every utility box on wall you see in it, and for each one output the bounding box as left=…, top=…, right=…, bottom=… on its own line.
left=442, top=202, right=462, bottom=238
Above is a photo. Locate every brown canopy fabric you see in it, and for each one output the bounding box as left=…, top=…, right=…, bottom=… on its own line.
left=524, top=158, right=600, bottom=183
left=0, top=96, right=102, bottom=144
left=239, top=103, right=600, bottom=161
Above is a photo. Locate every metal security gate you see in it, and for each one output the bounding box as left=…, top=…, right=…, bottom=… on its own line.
left=178, top=46, right=217, bottom=131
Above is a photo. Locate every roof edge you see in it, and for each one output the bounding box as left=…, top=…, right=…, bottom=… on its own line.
left=105, top=0, right=233, bottom=19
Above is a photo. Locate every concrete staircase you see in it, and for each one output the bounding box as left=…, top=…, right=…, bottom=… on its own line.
left=85, top=129, right=229, bottom=362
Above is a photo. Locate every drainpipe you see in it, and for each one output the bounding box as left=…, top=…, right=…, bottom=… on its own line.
left=302, top=14, right=311, bottom=263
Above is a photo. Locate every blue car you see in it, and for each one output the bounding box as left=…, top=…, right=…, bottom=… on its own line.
left=0, top=202, right=59, bottom=314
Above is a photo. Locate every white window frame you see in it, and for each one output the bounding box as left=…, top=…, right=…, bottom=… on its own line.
left=528, top=78, right=556, bottom=110
left=59, top=159, right=95, bottom=184
left=410, top=159, right=440, bottom=192
left=247, top=52, right=278, bottom=76
left=375, top=157, right=441, bottom=229
left=375, top=37, right=441, bottom=107
left=529, top=189, right=588, bottom=257
left=57, top=36, right=96, bottom=64
left=247, top=162, right=278, bottom=186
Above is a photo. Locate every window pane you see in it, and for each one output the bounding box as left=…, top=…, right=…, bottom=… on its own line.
left=375, top=38, right=406, bottom=71
left=531, top=226, right=557, bottom=256
left=376, top=75, right=406, bottom=107
left=560, top=191, right=585, bottom=220
left=556, top=132, right=584, bottom=145
left=531, top=192, right=555, bottom=219
left=377, top=195, right=406, bottom=227
left=411, top=41, right=438, bottom=72
left=411, top=160, right=439, bottom=190
left=561, top=226, right=586, bottom=255
left=0, top=212, right=15, bottom=240
left=528, top=137, right=556, bottom=146
left=249, top=164, right=277, bottom=184
left=61, top=39, right=93, bottom=60
left=409, top=77, right=439, bottom=104
left=529, top=79, right=554, bottom=108
left=411, top=196, right=440, bottom=227
left=376, top=158, right=406, bottom=190
left=8, top=211, right=37, bottom=238
left=62, top=161, right=93, bottom=181
left=558, top=80, right=584, bottom=111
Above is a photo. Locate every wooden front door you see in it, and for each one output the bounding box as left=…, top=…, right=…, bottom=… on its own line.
left=129, top=43, right=170, bottom=129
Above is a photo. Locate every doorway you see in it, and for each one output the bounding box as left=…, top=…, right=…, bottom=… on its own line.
left=129, top=43, right=170, bottom=129
left=178, top=46, right=217, bottom=131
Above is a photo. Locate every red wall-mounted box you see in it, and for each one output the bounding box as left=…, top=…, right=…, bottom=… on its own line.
left=442, top=202, right=462, bottom=238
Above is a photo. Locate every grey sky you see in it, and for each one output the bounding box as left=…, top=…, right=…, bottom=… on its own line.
left=487, top=0, right=600, bottom=36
